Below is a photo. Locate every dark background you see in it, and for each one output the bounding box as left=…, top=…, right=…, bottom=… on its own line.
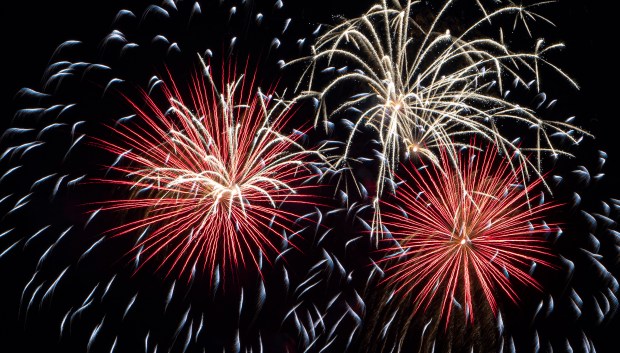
left=1, top=1, right=618, bottom=352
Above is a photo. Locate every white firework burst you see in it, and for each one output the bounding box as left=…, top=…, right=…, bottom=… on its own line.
left=288, top=0, right=588, bottom=238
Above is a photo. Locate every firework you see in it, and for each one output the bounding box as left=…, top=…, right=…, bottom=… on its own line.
left=92, top=58, right=321, bottom=283
left=379, top=145, right=556, bottom=327
left=2, top=1, right=618, bottom=353
left=504, top=150, right=619, bottom=353
left=0, top=2, right=334, bottom=352
left=288, top=0, right=587, bottom=236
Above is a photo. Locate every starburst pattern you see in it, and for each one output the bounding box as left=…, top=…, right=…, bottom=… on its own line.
left=92, top=59, right=321, bottom=282
left=380, top=145, right=557, bottom=326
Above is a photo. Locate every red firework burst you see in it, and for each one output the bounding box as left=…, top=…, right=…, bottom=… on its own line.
left=91, top=60, right=319, bottom=283
left=379, top=145, right=557, bottom=326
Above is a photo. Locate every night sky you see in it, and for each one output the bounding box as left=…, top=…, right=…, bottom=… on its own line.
left=1, top=1, right=618, bottom=352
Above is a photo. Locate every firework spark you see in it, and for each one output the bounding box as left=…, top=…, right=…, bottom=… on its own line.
left=511, top=150, right=619, bottom=353
left=92, top=58, right=323, bottom=283
left=288, top=0, right=587, bottom=236
left=379, top=145, right=557, bottom=327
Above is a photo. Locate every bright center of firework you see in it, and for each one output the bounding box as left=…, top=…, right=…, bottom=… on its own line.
left=217, top=185, right=238, bottom=200
left=388, top=97, right=405, bottom=112
left=457, top=232, right=470, bottom=246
